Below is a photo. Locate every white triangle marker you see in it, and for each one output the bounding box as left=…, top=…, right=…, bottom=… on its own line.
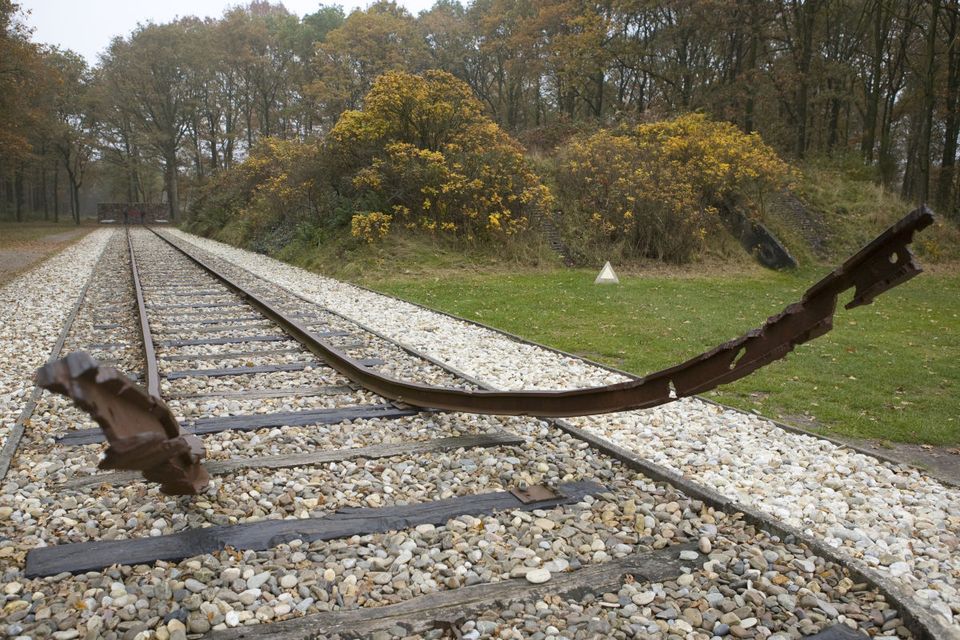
left=594, top=261, right=619, bottom=284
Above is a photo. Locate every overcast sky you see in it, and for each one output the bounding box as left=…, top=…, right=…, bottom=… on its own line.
left=19, top=0, right=438, bottom=65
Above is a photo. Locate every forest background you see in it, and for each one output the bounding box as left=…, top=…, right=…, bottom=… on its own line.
left=1, top=0, right=959, bottom=260
left=2, top=0, right=959, bottom=449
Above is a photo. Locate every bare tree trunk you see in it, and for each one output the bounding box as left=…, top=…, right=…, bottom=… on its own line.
left=53, top=165, right=60, bottom=223
left=41, top=164, right=49, bottom=220
left=207, top=111, right=220, bottom=173
left=68, top=179, right=76, bottom=221
left=133, top=146, right=146, bottom=202
left=937, top=0, right=960, bottom=218
left=28, top=167, right=36, bottom=214
left=593, top=69, right=604, bottom=119
left=902, top=0, right=941, bottom=203
left=744, top=2, right=760, bottom=133
left=165, top=150, right=180, bottom=220
left=0, top=173, right=6, bottom=219
left=127, top=169, right=136, bottom=203
left=794, top=0, right=821, bottom=159
left=14, top=165, right=24, bottom=222
left=73, top=183, right=81, bottom=225
left=124, top=138, right=136, bottom=203
left=861, top=0, right=887, bottom=162
left=827, top=79, right=841, bottom=151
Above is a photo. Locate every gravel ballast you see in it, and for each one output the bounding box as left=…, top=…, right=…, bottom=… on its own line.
left=168, top=229, right=960, bottom=635
left=0, top=228, right=940, bottom=640
left=0, top=230, right=112, bottom=453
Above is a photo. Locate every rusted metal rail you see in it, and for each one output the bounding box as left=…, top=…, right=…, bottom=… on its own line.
left=153, top=206, right=934, bottom=418
left=34, top=233, right=209, bottom=495
left=36, top=353, right=209, bottom=495
left=33, top=208, right=932, bottom=495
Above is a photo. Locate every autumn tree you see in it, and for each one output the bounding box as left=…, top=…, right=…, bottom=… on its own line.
left=98, top=20, right=201, bottom=219
left=0, top=1, right=38, bottom=162
left=311, top=2, right=429, bottom=125
left=0, top=1, right=56, bottom=220
left=46, top=49, right=96, bottom=224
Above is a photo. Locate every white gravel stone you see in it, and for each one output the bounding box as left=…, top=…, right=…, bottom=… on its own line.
left=794, top=558, right=816, bottom=573
left=698, top=536, right=712, bottom=553
left=247, top=572, right=271, bottom=589
left=524, top=568, right=551, bottom=584
left=0, top=230, right=110, bottom=451
left=224, top=610, right=240, bottom=627
left=170, top=228, right=960, bottom=635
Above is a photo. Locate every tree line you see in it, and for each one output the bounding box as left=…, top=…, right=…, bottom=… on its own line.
left=1, top=0, right=958, bottom=223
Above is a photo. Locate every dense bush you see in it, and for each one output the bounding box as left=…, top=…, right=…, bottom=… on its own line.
left=554, top=113, right=790, bottom=263
left=187, top=137, right=327, bottom=248
left=329, top=70, right=553, bottom=242
left=189, top=70, right=553, bottom=249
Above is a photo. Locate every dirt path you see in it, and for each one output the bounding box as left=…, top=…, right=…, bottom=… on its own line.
left=780, top=412, right=960, bottom=486
left=833, top=436, right=960, bottom=486
left=0, top=224, right=94, bottom=286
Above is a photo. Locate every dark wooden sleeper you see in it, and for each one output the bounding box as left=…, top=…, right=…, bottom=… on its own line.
left=206, top=541, right=698, bottom=639
left=25, top=480, right=604, bottom=576
left=62, top=432, right=525, bottom=489
left=56, top=404, right=422, bottom=446
left=163, top=361, right=322, bottom=380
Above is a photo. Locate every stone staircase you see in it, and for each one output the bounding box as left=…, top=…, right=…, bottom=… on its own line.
left=539, top=214, right=576, bottom=266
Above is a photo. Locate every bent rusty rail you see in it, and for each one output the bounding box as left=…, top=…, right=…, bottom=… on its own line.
left=155, top=206, right=934, bottom=417
left=36, top=352, right=209, bottom=495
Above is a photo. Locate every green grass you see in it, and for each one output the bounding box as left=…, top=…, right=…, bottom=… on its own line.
left=368, top=264, right=959, bottom=446
left=267, top=229, right=564, bottom=281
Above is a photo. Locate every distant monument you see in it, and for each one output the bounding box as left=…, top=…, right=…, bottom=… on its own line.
left=594, top=261, right=619, bottom=284
left=97, top=203, right=170, bottom=224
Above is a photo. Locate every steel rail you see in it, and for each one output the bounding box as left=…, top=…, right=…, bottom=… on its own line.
left=127, top=228, right=161, bottom=399
left=35, top=230, right=212, bottom=494
left=152, top=206, right=934, bottom=418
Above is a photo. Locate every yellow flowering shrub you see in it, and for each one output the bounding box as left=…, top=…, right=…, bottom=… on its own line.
left=189, top=136, right=326, bottom=249
left=238, top=137, right=319, bottom=208
left=331, top=70, right=552, bottom=241
left=555, top=113, right=790, bottom=263
left=190, top=71, right=552, bottom=251
left=351, top=211, right=392, bottom=243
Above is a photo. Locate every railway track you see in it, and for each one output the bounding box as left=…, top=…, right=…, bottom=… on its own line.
left=0, top=226, right=935, bottom=639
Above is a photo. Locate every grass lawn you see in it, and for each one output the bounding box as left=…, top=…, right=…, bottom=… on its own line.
left=368, top=263, right=959, bottom=446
